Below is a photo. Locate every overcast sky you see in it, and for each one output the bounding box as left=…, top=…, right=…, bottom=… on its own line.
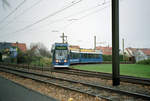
left=0, top=0, right=150, bottom=50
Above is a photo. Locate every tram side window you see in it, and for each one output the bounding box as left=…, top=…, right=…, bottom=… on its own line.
left=70, top=52, right=75, bottom=59
left=70, top=52, right=73, bottom=59
left=81, top=53, right=87, bottom=59
left=86, top=53, right=88, bottom=58
left=88, top=54, right=91, bottom=58
left=88, top=54, right=94, bottom=59
left=70, top=52, right=79, bottom=59
left=96, top=54, right=99, bottom=59
left=94, top=54, right=97, bottom=59
left=89, top=54, right=92, bottom=59
left=94, top=54, right=98, bottom=59
left=74, top=53, right=79, bottom=59
left=87, top=54, right=89, bottom=58
left=92, top=54, right=95, bottom=59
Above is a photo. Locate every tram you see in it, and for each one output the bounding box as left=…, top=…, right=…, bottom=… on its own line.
left=51, top=43, right=70, bottom=67
left=51, top=43, right=103, bottom=68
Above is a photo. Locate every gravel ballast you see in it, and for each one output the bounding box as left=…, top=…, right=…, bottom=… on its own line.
left=0, top=72, right=105, bottom=101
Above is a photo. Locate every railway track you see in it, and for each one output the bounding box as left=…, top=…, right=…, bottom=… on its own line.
left=52, top=68, right=150, bottom=86
left=0, top=65, right=150, bottom=101
left=0, top=63, right=150, bottom=86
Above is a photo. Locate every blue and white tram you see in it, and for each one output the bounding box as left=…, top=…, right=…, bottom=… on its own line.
left=51, top=43, right=103, bottom=68
left=70, top=50, right=103, bottom=64
left=69, top=51, right=80, bottom=64
left=51, top=43, right=70, bottom=68
left=80, top=51, right=103, bottom=63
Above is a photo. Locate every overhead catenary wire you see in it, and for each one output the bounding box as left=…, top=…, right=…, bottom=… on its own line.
left=0, top=0, right=42, bottom=30
left=59, top=3, right=110, bottom=30
left=0, top=0, right=26, bottom=24
left=0, top=0, right=110, bottom=40
left=19, top=0, right=110, bottom=33
left=58, top=1, right=110, bottom=30
left=0, top=0, right=83, bottom=38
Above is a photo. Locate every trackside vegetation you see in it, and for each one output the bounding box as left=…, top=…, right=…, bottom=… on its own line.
left=137, top=59, right=150, bottom=65
left=72, top=64, right=150, bottom=78
left=102, top=55, right=128, bottom=61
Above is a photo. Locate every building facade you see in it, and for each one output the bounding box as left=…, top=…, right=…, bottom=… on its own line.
left=125, top=48, right=150, bottom=62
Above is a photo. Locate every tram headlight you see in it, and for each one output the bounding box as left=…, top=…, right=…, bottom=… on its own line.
left=56, top=60, right=59, bottom=62
left=64, top=60, right=67, bottom=62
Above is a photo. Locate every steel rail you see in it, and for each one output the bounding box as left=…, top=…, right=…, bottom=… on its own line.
left=0, top=63, right=150, bottom=85
left=0, top=66, right=112, bottom=101
left=53, top=68, right=150, bottom=85
left=0, top=65, right=150, bottom=100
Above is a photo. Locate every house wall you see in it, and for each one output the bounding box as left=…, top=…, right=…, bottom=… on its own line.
left=135, top=50, right=148, bottom=62
left=125, top=48, right=135, bottom=57
left=147, top=56, right=150, bottom=59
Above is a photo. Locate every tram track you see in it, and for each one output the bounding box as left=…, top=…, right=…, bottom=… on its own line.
left=0, top=63, right=150, bottom=86
left=0, top=65, right=150, bottom=101
left=53, top=68, right=150, bottom=86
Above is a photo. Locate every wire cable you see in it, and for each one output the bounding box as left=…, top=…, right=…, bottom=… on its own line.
left=0, top=0, right=83, bottom=37
left=60, top=3, right=110, bottom=30
left=0, top=0, right=26, bottom=24
left=22, top=0, right=110, bottom=32
left=0, top=0, right=111, bottom=39
left=0, top=0, right=42, bottom=30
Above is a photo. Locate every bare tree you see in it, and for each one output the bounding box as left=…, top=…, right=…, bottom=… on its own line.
left=30, top=42, right=51, bottom=58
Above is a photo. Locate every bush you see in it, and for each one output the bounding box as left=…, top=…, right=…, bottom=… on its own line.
left=103, top=55, right=112, bottom=61
left=102, top=55, right=124, bottom=61
left=30, top=57, right=52, bottom=66
left=137, top=59, right=150, bottom=65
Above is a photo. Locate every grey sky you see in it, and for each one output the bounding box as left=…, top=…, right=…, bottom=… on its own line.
left=0, top=0, right=150, bottom=50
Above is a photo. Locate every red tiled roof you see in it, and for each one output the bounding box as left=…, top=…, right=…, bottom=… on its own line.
left=126, top=48, right=132, bottom=57
left=128, top=48, right=137, bottom=53
left=96, top=46, right=112, bottom=55
left=140, top=49, right=150, bottom=56
left=126, top=48, right=137, bottom=57
left=11, top=43, right=27, bottom=52
left=126, top=48, right=150, bottom=56
left=69, top=45, right=80, bottom=49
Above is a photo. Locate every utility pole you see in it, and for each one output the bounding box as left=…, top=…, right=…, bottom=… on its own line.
left=94, top=36, right=96, bottom=50
left=0, top=52, right=2, bottom=62
left=122, top=38, right=125, bottom=60
left=60, top=33, right=67, bottom=43
left=112, top=0, right=120, bottom=86
left=16, top=41, right=18, bottom=64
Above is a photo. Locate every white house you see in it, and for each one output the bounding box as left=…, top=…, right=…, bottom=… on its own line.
left=125, top=48, right=150, bottom=62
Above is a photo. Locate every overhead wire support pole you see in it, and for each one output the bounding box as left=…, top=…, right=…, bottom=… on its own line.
left=94, top=36, right=96, bottom=50
left=60, top=33, right=67, bottom=43
left=112, top=0, right=120, bottom=86
left=122, top=38, right=125, bottom=60
left=62, top=33, right=65, bottom=43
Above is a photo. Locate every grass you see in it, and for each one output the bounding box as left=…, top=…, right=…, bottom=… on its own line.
left=30, top=57, right=51, bottom=67
left=72, top=64, right=150, bottom=78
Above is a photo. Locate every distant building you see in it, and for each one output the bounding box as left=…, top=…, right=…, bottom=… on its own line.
left=12, top=43, right=27, bottom=52
left=0, top=42, right=27, bottom=52
left=140, top=48, right=150, bottom=59
left=0, top=42, right=27, bottom=62
left=96, top=46, right=112, bottom=55
left=69, top=45, right=102, bottom=53
left=69, top=45, right=80, bottom=49
left=125, top=48, right=150, bottom=62
left=69, top=45, right=80, bottom=52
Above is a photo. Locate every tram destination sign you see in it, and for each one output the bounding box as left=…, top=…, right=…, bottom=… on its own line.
left=56, top=46, right=67, bottom=50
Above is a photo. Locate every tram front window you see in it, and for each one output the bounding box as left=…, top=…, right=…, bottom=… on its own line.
left=55, top=50, right=68, bottom=60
